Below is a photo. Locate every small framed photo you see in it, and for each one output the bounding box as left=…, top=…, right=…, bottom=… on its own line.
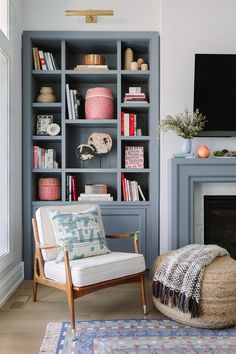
left=36, top=115, right=53, bottom=135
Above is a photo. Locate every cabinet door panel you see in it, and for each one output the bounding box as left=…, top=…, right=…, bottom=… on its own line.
left=101, top=207, right=147, bottom=257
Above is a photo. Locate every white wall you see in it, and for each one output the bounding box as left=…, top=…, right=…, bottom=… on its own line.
left=0, top=0, right=23, bottom=306
left=21, top=0, right=236, bottom=255
left=22, top=0, right=160, bottom=31
left=160, top=0, right=236, bottom=252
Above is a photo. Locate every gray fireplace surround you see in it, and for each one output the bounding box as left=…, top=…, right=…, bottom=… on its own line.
left=170, top=157, right=236, bottom=249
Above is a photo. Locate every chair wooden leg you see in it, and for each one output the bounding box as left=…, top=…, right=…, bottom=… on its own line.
left=33, top=278, right=38, bottom=302
left=67, top=291, right=76, bottom=341
left=140, top=274, right=147, bottom=315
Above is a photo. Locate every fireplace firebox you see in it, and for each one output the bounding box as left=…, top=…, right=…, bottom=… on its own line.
left=204, top=196, right=236, bottom=259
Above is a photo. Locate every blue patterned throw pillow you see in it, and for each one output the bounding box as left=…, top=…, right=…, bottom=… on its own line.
left=48, top=206, right=110, bottom=262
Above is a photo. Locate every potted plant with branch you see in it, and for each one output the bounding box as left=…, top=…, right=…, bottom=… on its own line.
left=159, top=109, right=206, bottom=153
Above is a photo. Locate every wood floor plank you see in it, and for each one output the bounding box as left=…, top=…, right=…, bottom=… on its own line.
left=0, top=279, right=164, bottom=354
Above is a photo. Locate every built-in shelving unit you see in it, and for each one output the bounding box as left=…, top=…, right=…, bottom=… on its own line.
left=23, top=31, right=159, bottom=279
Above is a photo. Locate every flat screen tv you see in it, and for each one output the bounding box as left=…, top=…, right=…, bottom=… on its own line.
left=194, top=54, right=236, bottom=136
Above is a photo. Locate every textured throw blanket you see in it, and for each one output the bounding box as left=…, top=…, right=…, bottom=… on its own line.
left=152, top=244, right=228, bottom=318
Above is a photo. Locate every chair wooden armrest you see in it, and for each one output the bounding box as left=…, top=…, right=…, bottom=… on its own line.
left=38, top=243, right=60, bottom=250
left=106, top=231, right=140, bottom=253
left=32, top=218, right=71, bottom=280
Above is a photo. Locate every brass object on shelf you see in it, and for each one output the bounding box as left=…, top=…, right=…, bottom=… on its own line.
left=65, top=9, right=114, bottom=23
left=83, top=54, right=105, bottom=65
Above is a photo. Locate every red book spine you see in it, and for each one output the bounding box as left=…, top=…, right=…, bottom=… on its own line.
left=33, top=146, right=38, bottom=169
left=129, top=113, right=135, bottom=136
left=38, top=50, right=47, bottom=70
left=121, top=111, right=124, bottom=136
left=121, top=173, right=127, bottom=201
left=71, top=176, right=77, bottom=201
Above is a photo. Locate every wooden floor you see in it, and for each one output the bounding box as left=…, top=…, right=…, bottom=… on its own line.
left=0, top=278, right=164, bottom=354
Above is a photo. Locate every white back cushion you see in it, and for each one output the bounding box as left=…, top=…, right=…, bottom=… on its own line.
left=35, top=204, right=105, bottom=261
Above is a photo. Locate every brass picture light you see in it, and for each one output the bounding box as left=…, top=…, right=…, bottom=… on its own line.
left=65, top=9, right=114, bottom=23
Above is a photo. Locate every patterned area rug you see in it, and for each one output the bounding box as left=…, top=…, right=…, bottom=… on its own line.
left=39, top=319, right=236, bottom=354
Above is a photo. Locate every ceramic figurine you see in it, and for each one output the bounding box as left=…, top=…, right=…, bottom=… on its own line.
left=37, top=86, right=56, bottom=103
left=137, top=58, right=144, bottom=69
left=141, top=63, right=149, bottom=71
left=124, top=48, right=133, bottom=70
left=130, top=61, right=138, bottom=71
left=197, top=144, right=210, bottom=158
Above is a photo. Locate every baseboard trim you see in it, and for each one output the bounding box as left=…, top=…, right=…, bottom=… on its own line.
left=0, top=262, right=24, bottom=307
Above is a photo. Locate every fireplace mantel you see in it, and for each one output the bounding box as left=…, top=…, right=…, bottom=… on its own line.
left=170, top=157, right=236, bottom=249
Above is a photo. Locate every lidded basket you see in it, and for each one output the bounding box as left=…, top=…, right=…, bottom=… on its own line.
left=85, top=87, right=114, bottom=120
left=38, top=177, right=61, bottom=201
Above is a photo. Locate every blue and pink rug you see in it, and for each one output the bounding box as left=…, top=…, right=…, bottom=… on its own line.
left=39, top=319, right=236, bottom=354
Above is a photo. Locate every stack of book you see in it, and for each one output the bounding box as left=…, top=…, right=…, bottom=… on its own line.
left=32, top=47, right=58, bottom=70
left=78, top=183, right=112, bottom=201
left=121, top=112, right=137, bottom=136
left=121, top=174, right=146, bottom=201
left=33, top=146, right=57, bottom=169
left=85, top=184, right=107, bottom=194
left=78, top=193, right=113, bottom=201
left=66, top=175, right=77, bottom=201
left=123, top=87, right=148, bottom=103
left=74, top=64, right=109, bottom=71
left=66, top=84, right=83, bottom=120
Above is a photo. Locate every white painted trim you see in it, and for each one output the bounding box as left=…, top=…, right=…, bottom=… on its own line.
left=0, top=262, right=24, bottom=307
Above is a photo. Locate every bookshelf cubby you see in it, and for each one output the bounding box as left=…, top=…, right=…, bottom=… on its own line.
left=23, top=31, right=159, bottom=279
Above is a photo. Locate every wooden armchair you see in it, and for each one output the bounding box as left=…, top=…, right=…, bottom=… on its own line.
left=32, top=205, right=146, bottom=340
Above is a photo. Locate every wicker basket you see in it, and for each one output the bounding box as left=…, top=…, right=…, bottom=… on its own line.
left=38, top=178, right=61, bottom=201
left=153, top=251, right=236, bottom=328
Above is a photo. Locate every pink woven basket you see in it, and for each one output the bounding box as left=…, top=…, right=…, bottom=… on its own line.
left=85, top=87, right=114, bottom=120
left=38, top=177, right=61, bottom=201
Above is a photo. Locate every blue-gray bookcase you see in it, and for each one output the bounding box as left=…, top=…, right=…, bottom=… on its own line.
left=23, top=31, right=159, bottom=279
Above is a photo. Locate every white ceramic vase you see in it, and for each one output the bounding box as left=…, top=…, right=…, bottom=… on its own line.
left=181, top=139, right=192, bottom=154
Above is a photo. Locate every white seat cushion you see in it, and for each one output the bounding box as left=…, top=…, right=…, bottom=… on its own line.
left=44, top=252, right=145, bottom=287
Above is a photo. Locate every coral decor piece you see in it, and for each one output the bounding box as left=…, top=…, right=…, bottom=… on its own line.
left=87, top=132, right=112, bottom=155
left=85, top=87, right=114, bottom=120
left=197, top=144, right=210, bottom=158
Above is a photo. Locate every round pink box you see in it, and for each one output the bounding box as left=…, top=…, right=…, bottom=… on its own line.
left=85, top=87, right=114, bottom=120
left=38, top=177, right=61, bottom=201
